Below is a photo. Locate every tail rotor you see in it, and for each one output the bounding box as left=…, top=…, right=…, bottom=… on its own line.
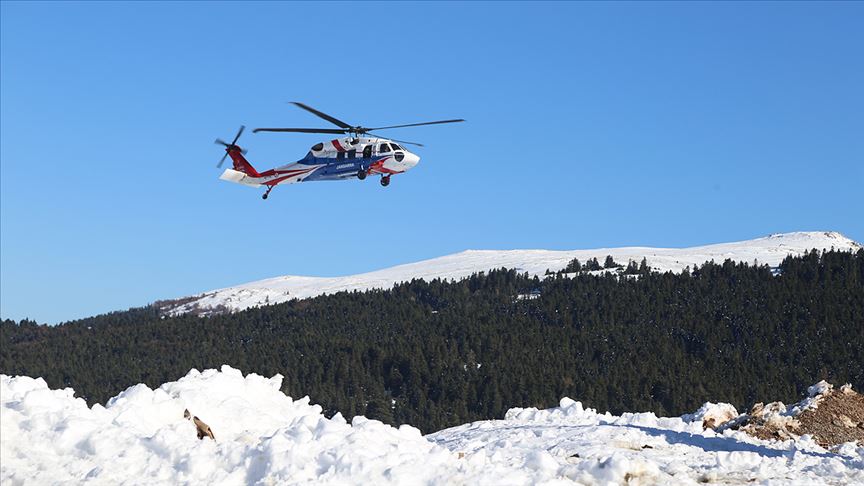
left=215, top=125, right=247, bottom=168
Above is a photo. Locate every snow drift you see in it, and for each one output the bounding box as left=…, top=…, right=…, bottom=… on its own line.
left=160, top=231, right=861, bottom=317
left=1, top=366, right=450, bottom=485
left=3, top=367, right=863, bottom=485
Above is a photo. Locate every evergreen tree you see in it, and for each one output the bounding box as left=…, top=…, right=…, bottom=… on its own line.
left=584, top=258, right=601, bottom=271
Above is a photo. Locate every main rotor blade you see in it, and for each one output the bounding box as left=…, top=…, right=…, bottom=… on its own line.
left=290, top=102, right=352, bottom=129
left=253, top=127, right=347, bottom=134
left=367, top=119, right=465, bottom=131
left=231, top=125, right=245, bottom=146
left=367, top=132, right=424, bottom=147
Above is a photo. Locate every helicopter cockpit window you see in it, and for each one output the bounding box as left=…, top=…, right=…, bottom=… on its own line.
left=391, top=144, right=402, bottom=150
left=311, top=142, right=324, bottom=152
left=379, top=143, right=391, bottom=152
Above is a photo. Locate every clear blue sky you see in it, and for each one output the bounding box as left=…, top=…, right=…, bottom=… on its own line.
left=2, top=2, right=862, bottom=324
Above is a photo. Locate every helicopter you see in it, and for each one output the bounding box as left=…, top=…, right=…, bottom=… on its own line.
left=215, top=102, right=464, bottom=199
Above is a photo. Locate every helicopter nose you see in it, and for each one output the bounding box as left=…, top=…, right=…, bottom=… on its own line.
left=406, top=152, right=420, bottom=167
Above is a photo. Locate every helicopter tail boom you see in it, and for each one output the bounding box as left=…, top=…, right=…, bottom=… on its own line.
left=225, top=148, right=261, bottom=178
left=219, top=168, right=263, bottom=187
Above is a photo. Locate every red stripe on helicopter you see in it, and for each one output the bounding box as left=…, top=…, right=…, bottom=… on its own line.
left=370, top=167, right=404, bottom=175
left=264, top=176, right=291, bottom=187
left=331, top=139, right=345, bottom=152
left=264, top=169, right=316, bottom=186
left=275, top=167, right=316, bottom=175
left=260, top=166, right=317, bottom=179
left=367, top=157, right=403, bottom=175
left=259, top=165, right=317, bottom=177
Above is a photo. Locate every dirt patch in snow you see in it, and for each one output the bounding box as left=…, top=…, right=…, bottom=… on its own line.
left=738, top=385, right=864, bottom=447
left=795, top=387, right=864, bottom=447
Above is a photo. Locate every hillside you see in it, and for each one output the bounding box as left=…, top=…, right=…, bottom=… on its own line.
left=159, top=231, right=861, bottom=316
left=4, top=248, right=862, bottom=434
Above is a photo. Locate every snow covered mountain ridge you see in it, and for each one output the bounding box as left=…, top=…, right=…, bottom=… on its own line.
left=160, top=231, right=861, bottom=317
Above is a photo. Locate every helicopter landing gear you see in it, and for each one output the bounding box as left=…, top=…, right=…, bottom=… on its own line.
left=380, top=176, right=390, bottom=187
left=357, top=170, right=367, bottom=180
left=262, top=185, right=275, bottom=200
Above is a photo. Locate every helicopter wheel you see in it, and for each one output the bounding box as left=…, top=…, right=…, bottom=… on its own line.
left=380, top=176, right=390, bottom=187
left=357, top=170, right=367, bottom=181
left=262, top=186, right=274, bottom=200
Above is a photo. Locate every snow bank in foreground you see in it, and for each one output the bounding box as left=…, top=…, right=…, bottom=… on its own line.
left=1, top=366, right=453, bottom=485
left=3, top=368, right=863, bottom=485
left=433, top=397, right=864, bottom=485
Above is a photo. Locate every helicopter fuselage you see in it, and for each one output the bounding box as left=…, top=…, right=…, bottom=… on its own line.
left=216, top=102, right=460, bottom=199
left=218, top=137, right=420, bottom=194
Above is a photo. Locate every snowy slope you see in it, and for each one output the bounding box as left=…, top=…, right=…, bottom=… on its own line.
left=2, top=367, right=862, bottom=485
left=162, top=231, right=861, bottom=317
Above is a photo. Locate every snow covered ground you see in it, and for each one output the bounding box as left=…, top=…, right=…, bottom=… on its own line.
left=161, top=231, right=861, bottom=317
left=3, top=367, right=862, bottom=485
